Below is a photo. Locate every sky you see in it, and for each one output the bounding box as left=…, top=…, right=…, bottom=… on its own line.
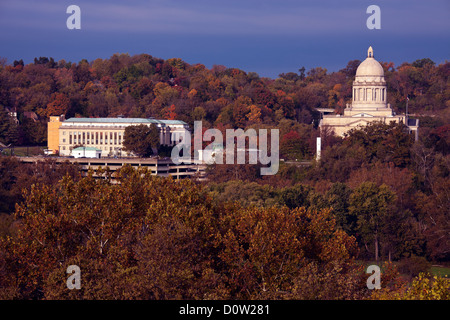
left=0, top=0, right=449, bottom=78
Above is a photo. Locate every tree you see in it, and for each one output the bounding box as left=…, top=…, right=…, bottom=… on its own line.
left=165, top=104, right=178, bottom=120
left=349, top=182, right=396, bottom=261
left=0, top=106, right=18, bottom=145
left=325, top=182, right=354, bottom=235
left=345, top=122, right=413, bottom=168
left=371, top=273, right=449, bottom=300
left=0, top=166, right=367, bottom=300
left=246, top=104, right=262, bottom=124
left=123, top=124, right=160, bottom=157
left=278, top=183, right=315, bottom=209
left=280, top=130, right=309, bottom=161
left=216, top=205, right=362, bottom=299
left=44, top=93, right=70, bottom=118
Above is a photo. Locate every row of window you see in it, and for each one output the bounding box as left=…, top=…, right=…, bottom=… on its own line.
left=61, top=146, right=118, bottom=151
left=62, top=131, right=123, bottom=146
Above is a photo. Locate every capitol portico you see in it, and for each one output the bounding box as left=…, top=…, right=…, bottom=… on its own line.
left=319, top=47, right=419, bottom=140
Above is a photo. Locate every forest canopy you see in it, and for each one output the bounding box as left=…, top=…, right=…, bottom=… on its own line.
left=0, top=53, right=448, bottom=300
left=0, top=53, right=448, bottom=150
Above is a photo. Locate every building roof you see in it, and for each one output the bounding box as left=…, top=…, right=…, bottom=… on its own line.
left=63, top=117, right=187, bottom=126
left=65, top=117, right=160, bottom=124
left=158, top=119, right=188, bottom=125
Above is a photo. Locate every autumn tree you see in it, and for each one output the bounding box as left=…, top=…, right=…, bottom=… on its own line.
left=280, top=130, right=309, bottom=160
left=43, top=92, right=70, bottom=118
left=0, top=166, right=370, bottom=300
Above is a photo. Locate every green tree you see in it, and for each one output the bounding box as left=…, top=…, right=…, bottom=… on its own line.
left=325, top=182, right=355, bottom=235
left=278, top=183, right=315, bottom=209
left=349, top=182, right=396, bottom=261
left=123, top=124, right=160, bottom=157
left=0, top=106, right=18, bottom=145
left=345, top=122, right=413, bottom=168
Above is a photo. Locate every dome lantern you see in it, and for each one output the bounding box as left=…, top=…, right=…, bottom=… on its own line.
left=355, top=46, right=384, bottom=79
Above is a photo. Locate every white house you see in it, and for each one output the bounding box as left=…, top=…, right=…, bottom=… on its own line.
left=72, top=147, right=102, bottom=158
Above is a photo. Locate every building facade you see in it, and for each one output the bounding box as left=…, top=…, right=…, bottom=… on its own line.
left=48, top=116, right=189, bottom=157
left=319, top=47, right=419, bottom=139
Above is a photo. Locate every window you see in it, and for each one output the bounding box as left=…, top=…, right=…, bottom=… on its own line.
left=62, top=138, right=66, bottom=143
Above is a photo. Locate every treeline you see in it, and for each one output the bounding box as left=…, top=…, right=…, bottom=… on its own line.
left=205, top=121, right=449, bottom=264
left=0, top=120, right=448, bottom=265
left=1, top=165, right=448, bottom=300
left=0, top=53, right=448, bottom=299
left=0, top=54, right=448, bottom=155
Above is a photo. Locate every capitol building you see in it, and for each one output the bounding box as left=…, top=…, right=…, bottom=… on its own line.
left=319, top=47, right=419, bottom=140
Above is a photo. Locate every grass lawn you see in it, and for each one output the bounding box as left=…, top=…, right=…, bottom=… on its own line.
left=359, top=260, right=450, bottom=278
left=431, top=265, right=450, bottom=278
left=1, top=146, right=45, bottom=157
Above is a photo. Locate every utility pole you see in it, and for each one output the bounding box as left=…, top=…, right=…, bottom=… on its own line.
left=406, top=95, right=409, bottom=123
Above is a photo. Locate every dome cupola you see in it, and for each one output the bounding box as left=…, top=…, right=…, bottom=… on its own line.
left=354, top=46, right=385, bottom=82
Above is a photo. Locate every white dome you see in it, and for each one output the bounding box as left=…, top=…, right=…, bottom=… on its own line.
left=355, top=58, right=384, bottom=77
left=354, top=46, right=385, bottom=83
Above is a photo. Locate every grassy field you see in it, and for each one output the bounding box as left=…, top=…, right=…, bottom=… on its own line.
left=431, top=265, right=450, bottom=277
left=1, top=146, right=45, bottom=157
left=360, top=260, right=449, bottom=278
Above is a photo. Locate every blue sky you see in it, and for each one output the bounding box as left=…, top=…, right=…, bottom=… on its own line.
left=0, top=0, right=449, bottom=78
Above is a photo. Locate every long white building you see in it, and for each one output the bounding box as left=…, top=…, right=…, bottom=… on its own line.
left=48, top=116, right=189, bottom=157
